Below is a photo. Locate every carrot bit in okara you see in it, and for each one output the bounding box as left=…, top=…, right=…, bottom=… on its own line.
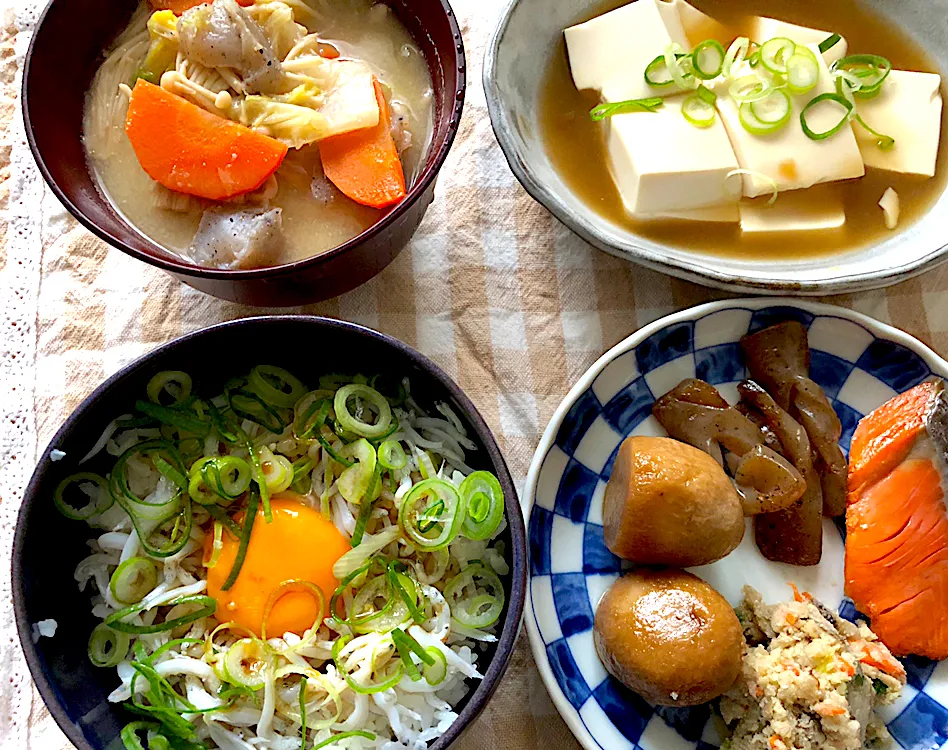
left=789, top=583, right=812, bottom=603
left=150, top=0, right=252, bottom=14
left=318, top=78, right=407, bottom=209
left=125, top=80, right=288, bottom=201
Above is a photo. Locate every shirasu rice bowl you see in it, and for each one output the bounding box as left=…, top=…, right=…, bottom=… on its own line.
left=57, top=367, right=510, bottom=750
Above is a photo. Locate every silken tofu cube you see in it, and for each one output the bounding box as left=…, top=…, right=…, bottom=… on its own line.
left=564, top=0, right=689, bottom=103
left=606, top=96, right=740, bottom=214
left=750, top=17, right=848, bottom=64
left=716, top=45, right=865, bottom=199
left=853, top=70, right=943, bottom=177
left=669, top=0, right=733, bottom=47
left=739, top=186, right=845, bottom=233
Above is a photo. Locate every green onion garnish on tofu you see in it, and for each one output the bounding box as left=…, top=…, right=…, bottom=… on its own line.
left=723, top=37, right=750, bottom=78
left=739, top=90, right=792, bottom=135
left=682, top=86, right=717, bottom=128
left=831, top=54, right=892, bottom=98
left=590, top=97, right=664, bottom=121
left=644, top=54, right=676, bottom=87
left=800, top=92, right=854, bottom=140
left=819, top=33, right=842, bottom=54
left=786, top=46, right=820, bottom=95
left=729, top=76, right=775, bottom=104
left=854, top=114, right=896, bottom=150
left=760, top=37, right=796, bottom=75
left=664, top=42, right=699, bottom=90
left=692, top=39, right=725, bottom=80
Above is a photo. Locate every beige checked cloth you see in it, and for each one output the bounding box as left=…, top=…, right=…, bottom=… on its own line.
left=3, top=0, right=948, bottom=747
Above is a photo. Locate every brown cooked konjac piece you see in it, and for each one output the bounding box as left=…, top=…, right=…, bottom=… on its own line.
left=741, top=322, right=847, bottom=517
left=653, top=379, right=805, bottom=516
left=739, top=380, right=823, bottom=566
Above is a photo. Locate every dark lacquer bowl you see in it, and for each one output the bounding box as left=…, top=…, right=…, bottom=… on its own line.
left=23, top=0, right=465, bottom=306
left=13, top=316, right=526, bottom=750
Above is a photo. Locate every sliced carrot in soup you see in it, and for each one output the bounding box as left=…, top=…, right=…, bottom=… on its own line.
left=125, top=80, right=288, bottom=201
left=318, top=79, right=407, bottom=209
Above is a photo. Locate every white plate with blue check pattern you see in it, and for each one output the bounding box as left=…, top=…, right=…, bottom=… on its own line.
left=523, top=299, right=948, bottom=750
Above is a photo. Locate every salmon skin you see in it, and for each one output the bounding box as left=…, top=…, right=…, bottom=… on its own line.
left=845, top=379, right=948, bottom=658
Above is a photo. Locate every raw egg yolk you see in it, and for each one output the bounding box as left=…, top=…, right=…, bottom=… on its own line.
left=205, top=496, right=350, bottom=638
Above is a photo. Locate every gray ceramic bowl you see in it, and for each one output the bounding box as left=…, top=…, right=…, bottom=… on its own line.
left=484, top=0, right=948, bottom=294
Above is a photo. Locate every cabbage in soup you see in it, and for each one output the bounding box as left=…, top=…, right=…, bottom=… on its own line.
left=84, top=0, right=434, bottom=269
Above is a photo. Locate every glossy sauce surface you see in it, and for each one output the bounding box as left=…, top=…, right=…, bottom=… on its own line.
left=539, top=0, right=948, bottom=259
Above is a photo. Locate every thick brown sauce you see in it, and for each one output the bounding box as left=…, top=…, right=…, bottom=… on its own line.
left=539, top=0, right=948, bottom=260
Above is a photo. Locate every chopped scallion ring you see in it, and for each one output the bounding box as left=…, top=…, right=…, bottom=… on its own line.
left=423, top=646, right=448, bottom=685
left=786, top=47, right=820, bottom=95
left=399, top=478, right=466, bottom=550
left=682, top=90, right=717, bottom=127
left=729, top=75, right=773, bottom=104
left=644, top=54, right=675, bottom=87
left=589, top=97, right=664, bottom=121
left=725, top=169, right=780, bottom=206
left=759, top=37, right=796, bottom=75
left=664, top=42, right=698, bottom=90
left=835, top=69, right=863, bottom=108
left=109, top=556, right=158, bottom=605
left=723, top=36, right=750, bottom=78
left=819, top=33, right=842, bottom=54
left=460, top=470, right=506, bottom=540
left=749, top=89, right=791, bottom=126
left=146, top=371, right=192, bottom=406
left=88, top=623, right=130, bottom=667
left=54, top=472, right=111, bottom=520
left=800, top=92, right=854, bottom=140
left=853, top=114, right=896, bottom=150
left=692, top=39, right=725, bottom=79
left=444, top=563, right=506, bottom=629
left=831, top=54, right=892, bottom=98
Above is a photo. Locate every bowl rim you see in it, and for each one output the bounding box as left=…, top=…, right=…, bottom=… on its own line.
left=481, top=0, right=948, bottom=296
left=12, top=315, right=527, bottom=750
left=22, top=0, right=466, bottom=281
left=519, top=296, right=948, bottom=750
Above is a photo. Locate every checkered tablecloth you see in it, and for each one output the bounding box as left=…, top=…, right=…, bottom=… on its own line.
left=3, top=0, right=948, bottom=747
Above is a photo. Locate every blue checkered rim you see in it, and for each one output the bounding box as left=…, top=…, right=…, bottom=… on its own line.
left=524, top=300, right=948, bottom=750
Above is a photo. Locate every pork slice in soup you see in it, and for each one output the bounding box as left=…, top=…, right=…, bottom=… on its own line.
left=83, top=0, right=434, bottom=269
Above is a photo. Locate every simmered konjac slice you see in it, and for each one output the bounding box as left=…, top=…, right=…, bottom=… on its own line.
left=125, top=80, right=288, bottom=200
left=319, top=79, right=406, bottom=209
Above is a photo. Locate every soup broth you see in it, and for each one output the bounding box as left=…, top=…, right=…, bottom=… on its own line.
left=84, top=0, right=434, bottom=267
left=540, top=0, right=948, bottom=260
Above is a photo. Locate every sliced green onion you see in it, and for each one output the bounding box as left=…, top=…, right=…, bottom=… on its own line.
left=332, top=634, right=404, bottom=694
left=247, top=365, right=307, bottom=409
left=120, top=721, right=161, bottom=750
left=205, top=503, right=242, bottom=537
left=831, top=54, right=891, bottom=98
left=725, top=168, right=779, bottom=205
left=153, top=456, right=187, bottom=491
left=350, top=486, right=376, bottom=547
left=399, top=478, right=466, bottom=551
left=800, top=92, right=853, bottom=140
left=135, top=400, right=209, bottom=437
left=786, top=47, right=820, bottom=95
left=209, top=402, right=241, bottom=444
left=207, top=520, right=224, bottom=569
left=317, top=431, right=354, bottom=468
left=377, top=440, right=407, bottom=471
left=293, top=393, right=332, bottom=440
left=692, top=39, right=725, bottom=79
left=759, top=37, right=795, bottom=75
left=460, top=471, right=505, bottom=540
left=222, top=637, right=267, bottom=688
left=259, top=448, right=293, bottom=494
left=444, top=563, right=505, bottom=629
left=819, top=33, right=842, bottom=54
left=104, top=594, right=216, bottom=634
left=589, top=97, right=663, bottom=121
left=388, top=561, right=426, bottom=625
left=312, top=731, right=376, bottom=750
left=337, top=439, right=377, bottom=503
left=245, top=441, right=272, bottom=522
left=835, top=70, right=862, bottom=107
left=146, top=371, right=192, bottom=406
left=749, top=89, right=791, bottom=126
left=110, top=557, right=158, bottom=604
left=391, top=627, right=435, bottom=681
left=222, top=489, right=259, bottom=590
left=54, top=472, right=111, bottom=520
left=664, top=42, right=698, bottom=90
left=681, top=86, right=717, bottom=127
left=299, top=676, right=308, bottom=750
left=644, top=53, right=675, bottom=87
left=291, top=456, right=314, bottom=494
left=89, top=622, right=130, bottom=667
left=205, top=456, right=253, bottom=500
left=729, top=75, right=773, bottom=104
left=261, top=579, right=325, bottom=640
left=334, top=385, right=394, bottom=439
left=723, top=36, right=750, bottom=78
left=853, top=114, right=895, bottom=150
left=423, top=647, right=447, bottom=685
left=739, top=94, right=790, bottom=135
left=226, top=381, right=286, bottom=434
